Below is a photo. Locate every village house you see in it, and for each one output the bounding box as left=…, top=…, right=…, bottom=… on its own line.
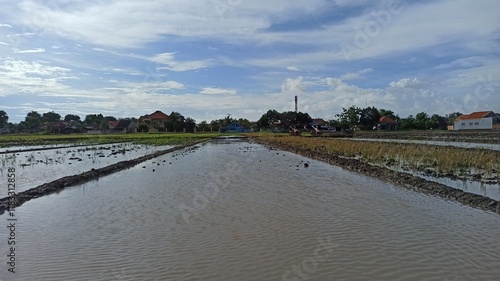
left=219, top=122, right=251, bottom=133
left=378, top=116, right=398, bottom=130
left=0, top=127, right=9, bottom=134
left=137, top=110, right=170, bottom=132
left=453, top=111, right=500, bottom=130
left=113, top=119, right=136, bottom=133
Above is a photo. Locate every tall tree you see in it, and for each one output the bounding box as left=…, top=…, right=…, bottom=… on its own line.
left=185, top=117, right=196, bottom=133
left=24, top=111, right=43, bottom=129
left=399, top=115, right=416, bottom=130
left=42, top=111, right=61, bottom=123
left=0, top=110, right=8, bottom=127
left=104, top=116, right=117, bottom=121
left=446, top=112, right=462, bottom=125
left=64, top=114, right=81, bottom=122
left=165, top=111, right=186, bottom=132
left=197, top=121, right=210, bottom=132
left=360, top=106, right=381, bottom=130
left=257, top=110, right=281, bottom=128
left=209, top=120, right=221, bottom=132
left=84, top=114, right=104, bottom=125
left=429, top=114, right=448, bottom=130
left=378, top=109, right=398, bottom=121
left=336, top=106, right=362, bottom=128
left=415, top=112, right=430, bottom=130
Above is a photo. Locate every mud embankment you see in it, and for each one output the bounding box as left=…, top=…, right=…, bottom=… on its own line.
left=0, top=140, right=208, bottom=215
left=252, top=138, right=500, bottom=214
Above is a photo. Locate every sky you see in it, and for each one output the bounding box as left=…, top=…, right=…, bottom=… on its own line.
left=0, top=0, right=499, bottom=123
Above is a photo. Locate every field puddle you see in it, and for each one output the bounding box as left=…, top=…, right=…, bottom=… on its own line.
left=0, top=140, right=499, bottom=280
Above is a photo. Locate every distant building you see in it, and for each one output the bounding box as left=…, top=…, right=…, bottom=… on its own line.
left=0, top=127, right=9, bottom=134
left=46, top=121, right=76, bottom=134
left=219, top=122, right=251, bottom=133
left=310, top=118, right=326, bottom=126
left=108, top=121, right=119, bottom=129
left=453, top=111, right=500, bottom=130
left=378, top=116, right=398, bottom=130
left=113, top=119, right=136, bottom=133
left=137, top=110, right=170, bottom=132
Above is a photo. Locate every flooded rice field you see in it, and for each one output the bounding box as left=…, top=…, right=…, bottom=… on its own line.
left=0, top=143, right=173, bottom=198
left=351, top=138, right=500, bottom=151
left=392, top=165, right=500, bottom=201
left=0, top=140, right=499, bottom=280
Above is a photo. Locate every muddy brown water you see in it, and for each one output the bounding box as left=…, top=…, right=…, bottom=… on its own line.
left=0, top=140, right=499, bottom=280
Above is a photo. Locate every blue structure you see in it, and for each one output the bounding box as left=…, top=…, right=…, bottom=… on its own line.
left=219, top=122, right=251, bottom=133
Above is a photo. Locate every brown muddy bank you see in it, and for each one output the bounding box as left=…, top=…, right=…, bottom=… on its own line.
left=0, top=140, right=208, bottom=215
left=353, top=130, right=500, bottom=144
left=252, top=138, right=500, bottom=214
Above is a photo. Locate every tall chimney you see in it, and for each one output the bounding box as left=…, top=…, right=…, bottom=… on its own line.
left=295, top=95, right=298, bottom=113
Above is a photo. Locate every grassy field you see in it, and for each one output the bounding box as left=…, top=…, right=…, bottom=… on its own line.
left=252, top=134, right=500, bottom=175
left=0, top=132, right=222, bottom=147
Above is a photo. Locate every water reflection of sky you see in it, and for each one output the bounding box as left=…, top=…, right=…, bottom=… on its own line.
left=0, top=143, right=173, bottom=198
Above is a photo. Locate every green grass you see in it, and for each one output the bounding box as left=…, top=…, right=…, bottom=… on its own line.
left=254, top=135, right=500, bottom=175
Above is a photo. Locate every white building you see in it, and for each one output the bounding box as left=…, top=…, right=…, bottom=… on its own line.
left=453, top=111, right=500, bottom=130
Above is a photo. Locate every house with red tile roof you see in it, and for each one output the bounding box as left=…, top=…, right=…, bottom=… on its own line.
left=453, top=111, right=499, bottom=130
left=378, top=116, right=397, bottom=130
left=137, top=110, right=170, bottom=132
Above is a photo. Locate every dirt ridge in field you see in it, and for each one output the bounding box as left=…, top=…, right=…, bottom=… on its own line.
left=252, top=137, right=500, bottom=214
left=0, top=140, right=208, bottom=215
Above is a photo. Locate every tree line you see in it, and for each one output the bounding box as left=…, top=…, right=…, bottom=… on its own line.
left=0, top=110, right=199, bottom=133
left=330, top=106, right=463, bottom=130
left=0, top=107, right=482, bottom=134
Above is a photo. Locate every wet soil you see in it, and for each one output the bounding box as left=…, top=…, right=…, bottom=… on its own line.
left=252, top=138, right=500, bottom=214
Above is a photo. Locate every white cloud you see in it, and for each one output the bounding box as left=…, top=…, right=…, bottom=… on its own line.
left=112, top=80, right=185, bottom=93
left=389, top=78, right=423, bottom=89
left=151, top=53, right=210, bottom=72
left=339, top=68, right=373, bottom=80
left=287, top=66, right=299, bottom=71
left=200, top=87, right=237, bottom=95
left=282, top=76, right=307, bottom=93
left=14, top=48, right=45, bottom=53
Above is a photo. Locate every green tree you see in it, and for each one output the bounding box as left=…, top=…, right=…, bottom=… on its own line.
left=0, top=110, right=8, bottom=127
left=257, top=110, right=282, bottom=129
left=185, top=117, right=196, bottom=133
left=209, top=120, right=221, bottom=132
left=64, top=114, right=81, bottom=122
left=446, top=112, right=462, bottom=125
left=378, top=109, right=398, bottom=120
left=104, top=116, right=117, bottom=122
left=415, top=112, right=430, bottom=130
left=42, top=111, right=61, bottom=123
left=428, top=114, right=447, bottom=130
left=360, top=106, right=381, bottom=130
left=165, top=112, right=186, bottom=132
left=337, top=106, right=362, bottom=129
left=24, top=111, right=43, bottom=130
left=280, top=111, right=312, bottom=128
left=84, top=114, right=104, bottom=125
left=399, top=115, right=416, bottom=130
left=197, top=121, right=210, bottom=132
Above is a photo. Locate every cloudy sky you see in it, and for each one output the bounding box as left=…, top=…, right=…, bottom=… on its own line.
left=0, top=0, right=499, bottom=123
